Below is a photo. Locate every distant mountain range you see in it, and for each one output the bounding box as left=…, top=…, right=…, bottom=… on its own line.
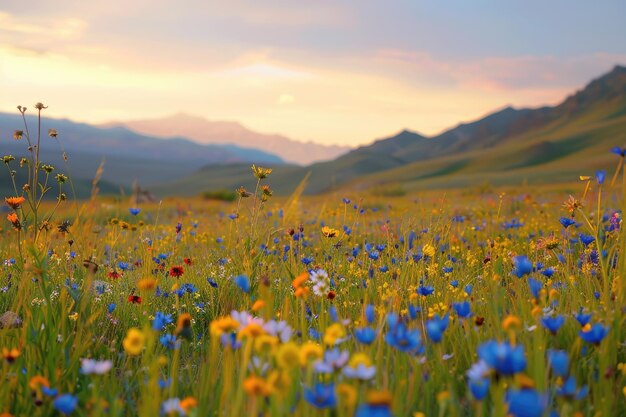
left=3, top=65, right=625, bottom=199
left=0, top=114, right=283, bottom=197
left=155, top=65, right=626, bottom=196
left=102, top=114, right=351, bottom=165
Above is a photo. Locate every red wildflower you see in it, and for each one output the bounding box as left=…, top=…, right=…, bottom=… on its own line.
left=169, top=266, right=184, bottom=278
left=108, top=271, right=121, bottom=279
left=183, top=258, right=192, bottom=265
left=128, top=294, right=142, bottom=304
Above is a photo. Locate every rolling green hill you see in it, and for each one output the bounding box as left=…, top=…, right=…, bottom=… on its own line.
left=156, top=65, right=626, bottom=197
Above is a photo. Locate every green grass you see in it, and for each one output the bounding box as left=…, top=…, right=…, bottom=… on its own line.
left=1, top=162, right=625, bottom=417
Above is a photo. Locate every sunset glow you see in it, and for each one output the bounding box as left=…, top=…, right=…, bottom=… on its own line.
left=1, top=1, right=625, bottom=145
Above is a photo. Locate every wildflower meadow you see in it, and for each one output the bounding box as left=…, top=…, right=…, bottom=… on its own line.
left=1, top=105, right=625, bottom=417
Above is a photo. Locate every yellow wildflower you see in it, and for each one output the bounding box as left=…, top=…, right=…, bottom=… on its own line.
left=239, top=323, right=266, bottom=339
left=275, top=342, right=301, bottom=369
left=210, top=316, right=240, bottom=337
left=123, top=328, right=146, bottom=356
left=321, top=226, right=340, bottom=238
left=323, top=323, right=346, bottom=346
left=422, top=244, right=436, bottom=258
left=299, top=342, right=323, bottom=365
left=337, top=383, right=357, bottom=408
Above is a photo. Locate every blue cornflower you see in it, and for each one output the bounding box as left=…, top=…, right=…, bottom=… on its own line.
left=385, top=322, right=422, bottom=353
left=207, top=278, right=218, bottom=288
left=355, top=403, right=393, bottom=417
left=506, top=389, right=545, bottom=417
left=407, top=230, right=417, bottom=250
left=579, top=323, right=608, bottom=345
left=527, top=278, right=543, bottom=299
left=416, top=285, right=434, bottom=296
left=596, top=170, right=606, bottom=185
left=541, top=315, right=565, bottom=334
left=304, top=383, right=337, bottom=409
left=368, top=250, right=380, bottom=261
left=512, top=256, right=533, bottom=278
left=158, top=378, right=172, bottom=389
left=108, top=303, right=116, bottom=313
left=354, top=327, right=377, bottom=345
left=556, top=376, right=588, bottom=399
left=53, top=394, right=78, bottom=415
left=467, top=360, right=490, bottom=400
left=234, top=275, right=250, bottom=293
left=329, top=305, right=339, bottom=323
left=453, top=301, right=471, bottom=318
left=365, top=304, right=375, bottom=324
left=478, top=340, right=526, bottom=375
left=152, top=311, right=173, bottom=331
left=129, top=208, right=141, bottom=216
left=469, top=379, right=490, bottom=401
left=386, top=312, right=399, bottom=329
left=611, top=146, right=626, bottom=157
left=547, top=349, right=569, bottom=377
left=425, top=314, right=449, bottom=343
left=579, top=234, right=595, bottom=247
left=42, top=386, right=59, bottom=397
left=559, top=217, right=576, bottom=228
left=574, top=310, right=591, bottom=327
left=159, top=334, right=180, bottom=350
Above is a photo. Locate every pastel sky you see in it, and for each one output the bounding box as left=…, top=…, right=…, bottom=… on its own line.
left=1, top=1, right=625, bottom=146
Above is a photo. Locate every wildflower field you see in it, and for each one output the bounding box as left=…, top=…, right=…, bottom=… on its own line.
left=1, top=108, right=626, bottom=417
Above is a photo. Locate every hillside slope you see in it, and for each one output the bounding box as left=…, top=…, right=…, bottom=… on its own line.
left=157, top=65, right=626, bottom=196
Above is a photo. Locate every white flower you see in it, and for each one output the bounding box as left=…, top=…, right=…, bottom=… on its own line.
left=230, top=310, right=264, bottom=328
left=466, top=360, right=490, bottom=382
left=310, top=269, right=330, bottom=296
left=342, top=364, right=376, bottom=380
left=81, top=358, right=113, bottom=375
left=162, top=398, right=186, bottom=416
left=263, top=320, right=293, bottom=342
left=309, top=269, right=329, bottom=285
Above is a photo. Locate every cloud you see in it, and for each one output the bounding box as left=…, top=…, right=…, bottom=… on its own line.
left=372, top=48, right=626, bottom=92
left=0, top=11, right=87, bottom=40
left=220, top=63, right=311, bottom=79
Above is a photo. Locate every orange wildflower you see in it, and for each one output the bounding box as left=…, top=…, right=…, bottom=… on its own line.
left=2, top=347, right=20, bottom=363
left=5, top=196, right=25, bottom=210
left=180, top=397, right=198, bottom=412
left=6, top=213, right=20, bottom=230
left=243, top=375, right=273, bottom=396
left=28, top=376, right=50, bottom=390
